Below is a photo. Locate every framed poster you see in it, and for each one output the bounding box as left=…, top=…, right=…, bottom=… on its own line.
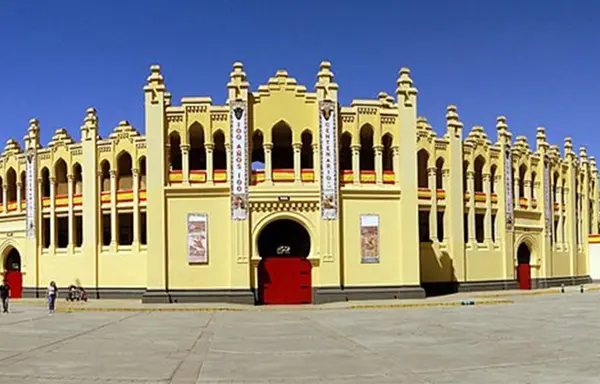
left=360, top=214, right=380, bottom=263
left=319, top=100, right=338, bottom=220
left=187, top=213, right=208, bottom=264
left=230, top=101, right=249, bottom=220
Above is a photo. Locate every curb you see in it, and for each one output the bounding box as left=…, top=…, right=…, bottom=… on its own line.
left=55, top=299, right=514, bottom=313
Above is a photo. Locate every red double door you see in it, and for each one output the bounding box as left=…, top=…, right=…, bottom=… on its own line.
left=4, top=271, right=22, bottom=298
left=258, top=256, right=311, bottom=305
left=517, top=264, right=531, bottom=290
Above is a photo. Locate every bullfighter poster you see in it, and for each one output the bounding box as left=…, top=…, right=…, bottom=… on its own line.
left=187, top=213, right=208, bottom=264
left=360, top=214, right=380, bottom=263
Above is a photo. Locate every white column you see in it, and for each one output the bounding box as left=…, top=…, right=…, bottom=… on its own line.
left=392, top=147, right=400, bottom=185
left=110, top=170, right=117, bottom=251
left=428, top=167, right=437, bottom=241
left=16, top=182, right=22, bottom=213
left=49, top=177, right=56, bottom=251
left=351, top=144, right=360, bottom=185
left=483, top=174, right=492, bottom=245
left=264, top=143, right=273, bottom=184
left=205, top=143, right=214, bottom=184
left=293, top=143, right=302, bottom=183
left=374, top=145, right=383, bottom=185
left=312, top=143, right=319, bottom=183
left=181, top=144, right=190, bottom=185
left=225, top=143, right=232, bottom=183
left=132, top=168, right=140, bottom=251
left=68, top=174, right=74, bottom=250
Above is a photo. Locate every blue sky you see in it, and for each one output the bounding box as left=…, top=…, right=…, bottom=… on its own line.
left=1, top=1, right=599, bottom=158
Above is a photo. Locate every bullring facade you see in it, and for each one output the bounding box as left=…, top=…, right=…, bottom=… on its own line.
left=0, top=62, right=595, bottom=304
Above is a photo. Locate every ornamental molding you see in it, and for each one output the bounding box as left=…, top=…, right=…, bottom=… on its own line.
left=249, top=201, right=319, bottom=213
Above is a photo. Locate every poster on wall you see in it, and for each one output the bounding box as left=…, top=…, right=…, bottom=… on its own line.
left=543, top=156, right=551, bottom=236
left=360, top=214, right=380, bottom=263
left=319, top=100, right=338, bottom=220
left=187, top=213, right=208, bottom=264
left=25, top=148, right=36, bottom=239
left=230, top=101, right=249, bottom=220
left=504, top=147, right=514, bottom=231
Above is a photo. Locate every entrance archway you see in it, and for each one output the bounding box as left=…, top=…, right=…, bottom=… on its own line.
left=3, top=247, right=22, bottom=298
left=257, top=219, right=311, bottom=304
left=516, top=243, right=531, bottom=290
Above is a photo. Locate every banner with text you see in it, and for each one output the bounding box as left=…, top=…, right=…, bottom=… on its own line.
left=504, top=147, right=514, bottom=231
left=319, top=100, right=338, bottom=220
left=544, top=156, right=551, bottom=236
left=230, top=101, right=249, bottom=220
left=26, top=149, right=36, bottom=239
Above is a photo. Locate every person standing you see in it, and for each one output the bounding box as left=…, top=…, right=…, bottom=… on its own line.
left=0, top=281, right=10, bottom=314
left=47, top=281, right=57, bottom=314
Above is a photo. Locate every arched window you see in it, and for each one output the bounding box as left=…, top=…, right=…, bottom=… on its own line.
left=41, top=167, right=50, bottom=197
left=99, top=161, right=110, bottom=192
left=213, top=131, right=226, bottom=171
left=339, top=132, right=352, bottom=171
left=6, top=168, right=16, bottom=202
left=359, top=125, right=374, bottom=171
left=519, top=164, right=527, bottom=198
left=19, top=171, right=25, bottom=202
left=54, top=159, right=68, bottom=196
left=463, top=161, right=469, bottom=192
left=271, top=122, right=293, bottom=169
left=553, top=172, right=559, bottom=204
left=301, top=130, right=313, bottom=169
left=531, top=172, right=537, bottom=201
left=251, top=130, right=264, bottom=170
left=490, top=165, right=497, bottom=194
left=117, top=152, right=133, bottom=190
left=474, top=156, right=485, bottom=193
left=417, top=149, right=429, bottom=188
left=73, top=163, right=83, bottom=195
left=382, top=134, right=393, bottom=171
left=169, top=132, right=182, bottom=171
left=436, top=157, right=444, bottom=189
left=139, top=157, right=147, bottom=190
left=189, top=123, right=206, bottom=170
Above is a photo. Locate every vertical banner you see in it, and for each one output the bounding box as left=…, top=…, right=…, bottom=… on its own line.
left=187, top=213, right=208, bottom=264
left=26, top=149, right=36, bottom=239
left=360, top=214, right=380, bottom=263
left=504, top=147, right=514, bottom=231
left=230, top=101, right=249, bottom=220
left=319, top=100, right=338, bottom=220
left=543, top=156, right=552, bottom=236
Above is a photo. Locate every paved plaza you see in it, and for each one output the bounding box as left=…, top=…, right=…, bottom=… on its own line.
left=0, top=289, right=599, bottom=383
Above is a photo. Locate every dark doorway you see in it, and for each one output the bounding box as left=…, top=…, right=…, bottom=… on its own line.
left=257, top=219, right=311, bottom=304
left=3, top=248, right=22, bottom=298
left=516, top=243, right=531, bottom=290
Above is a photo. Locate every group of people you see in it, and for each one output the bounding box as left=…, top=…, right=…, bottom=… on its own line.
left=0, top=280, right=60, bottom=314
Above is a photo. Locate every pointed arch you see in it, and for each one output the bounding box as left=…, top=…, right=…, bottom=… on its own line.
left=490, top=164, right=497, bottom=194
left=463, top=161, right=469, bottom=193
left=41, top=167, right=50, bottom=198
left=271, top=121, right=293, bottom=169
left=19, top=171, right=26, bottom=203
left=5, top=168, right=16, bottom=202
left=300, top=130, right=313, bottom=169
left=436, top=157, right=444, bottom=189
left=139, top=156, right=147, bottom=190
left=382, top=133, right=393, bottom=172
left=213, top=130, right=226, bottom=171
left=359, top=124, right=374, bottom=171
left=530, top=171, right=537, bottom=201
left=169, top=131, right=182, bottom=171
left=519, top=164, right=527, bottom=198
left=99, top=160, right=110, bottom=192
left=251, top=130, right=265, bottom=169
left=189, top=122, right=206, bottom=171
left=116, top=151, right=133, bottom=190
left=72, top=163, right=83, bottom=195
left=417, top=149, right=429, bottom=188
left=339, top=132, right=352, bottom=171
left=54, top=159, right=68, bottom=196
left=474, top=155, right=485, bottom=193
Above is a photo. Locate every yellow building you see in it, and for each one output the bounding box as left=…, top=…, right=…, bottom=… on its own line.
left=0, top=62, right=596, bottom=304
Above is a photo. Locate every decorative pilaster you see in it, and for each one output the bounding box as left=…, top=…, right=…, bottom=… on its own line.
left=16, top=182, right=22, bottom=213
left=374, top=145, right=383, bottom=185
left=524, top=180, right=532, bottom=208
left=392, top=146, right=400, bottom=184
left=132, top=168, right=140, bottom=251
left=351, top=144, right=360, bottom=184
left=205, top=143, right=214, bottom=184
left=109, top=170, right=117, bottom=251
left=225, top=143, right=232, bottom=182
left=264, top=143, right=273, bottom=184
left=514, top=173, right=520, bottom=209
left=312, top=143, right=319, bottom=183
left=428, top=167, right=437, bottom=241
left=293, top=143, right=302, bottom=183
left=49, top=177, right=56, bottom=251
left=2, top=184, right=6, bottom=214
left=181, top=144, right=190, bottom=185
left=67, top=174, right=74, bottom=251
left=483, top=174, right=493, bottom=245
left=467, top=170, right=476, bottom=244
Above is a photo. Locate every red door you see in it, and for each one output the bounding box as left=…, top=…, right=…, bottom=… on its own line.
left=259, top=257, right=311, bottom=304
left=4, top=271, right=22, bottom=298
left=517, top=264, right=531, bottom=290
